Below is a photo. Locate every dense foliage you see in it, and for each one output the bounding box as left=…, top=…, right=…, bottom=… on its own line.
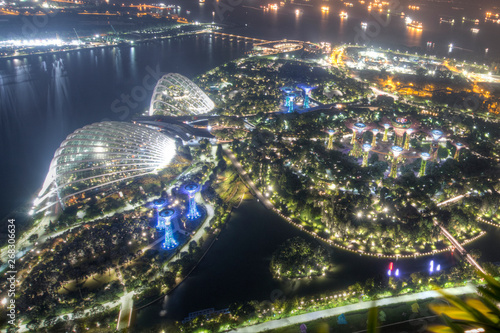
left=270, top=237, right=330, bottom=279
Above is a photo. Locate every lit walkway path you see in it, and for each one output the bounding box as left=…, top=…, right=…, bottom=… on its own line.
left=223, top=148, right=274, bottom=210
left=116, top=291, right=134, bottom=330
left=433, top=192, right=486, bottom=274
left=436, top=192, right=469, bottom=207
left=229, top=285, right=476, bottom=333
left=437, top=224, right=486, bottom=274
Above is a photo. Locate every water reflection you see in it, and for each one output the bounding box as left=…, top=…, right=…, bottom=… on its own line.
left=48, top=59, right=71, bottom=117
left=136, top=200, right=460, bottom=327
left=406, top=26, right=423, bottom=46
left=0, top=35, right=253, bottom=219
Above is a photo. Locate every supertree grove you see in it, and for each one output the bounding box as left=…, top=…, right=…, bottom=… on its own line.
left=159, top=209, right=178, bottom=249
left=389, top=146, right=403, bottom=178
left=371, top=128, right=379, bottom=147
left=327, top=130, right=335, bottom=150
left=454, top=142, right=464, bottom=160
left=419, top=152, right=430, bottom=177
left=362, top=143, right=372, bottom=167
left=429, top=129, right=444, bottom=160
left=185, top=184, right=201, bottom=220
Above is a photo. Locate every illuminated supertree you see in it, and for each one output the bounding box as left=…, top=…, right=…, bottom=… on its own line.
left=350, top=123, right=367, bottom=158
left=362, top=143, right=372, bottom=167
left=327, top=130, right=335, bottom=150
left=429, top=129, right=444, bottom=160
left=382, top=123, right=391, bottom=142
left=287, top=94, right=296, bottom=113
left=391, top=117, right=412, bottom=147
left=185, top=184, right=200, bottom=220
left=298, top=84, right=316, bottom=109
left=419, top=152, right=430, bottom=177
left=159, top=209, right=177, bottom=249
left=371, top=128, right=379, bottom=147
left=153, top=198, right=167, bottom=229
left=454, top=142, right=464, bottom=160
left=152, top=198, right=167, bottom=208
left=389, top=146, right=403, bottom=178
left=403, top=128, right=414, bottom=150
left=350, top=127, right=357, bottom=145
left=281, top=87, right=294, bottom=109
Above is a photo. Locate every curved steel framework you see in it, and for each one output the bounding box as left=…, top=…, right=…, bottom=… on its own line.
left=34, top=122, right=176, bottom=213
left=149, top=73, right=215, bottom=116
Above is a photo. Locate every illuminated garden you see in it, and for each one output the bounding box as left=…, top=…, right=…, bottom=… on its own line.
left=2, top=48, right=500, bottom=333
left=196, top=55, right=500, bottom=258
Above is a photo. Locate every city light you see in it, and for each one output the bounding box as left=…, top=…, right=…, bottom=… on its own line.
left=5, top=7, right=500, bottom=331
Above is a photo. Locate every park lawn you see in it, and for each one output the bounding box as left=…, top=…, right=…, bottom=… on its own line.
left=263, top=298, right=436, bottom=333
left=215, top=166, right=251, bottom=207
left=58, top=270, right=118, bottom=294
left=83, top=270, right=118, bottom=289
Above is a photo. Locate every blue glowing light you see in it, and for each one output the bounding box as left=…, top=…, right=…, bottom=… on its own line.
left=185, top=184, right=200, bottom=220
left=429, top=260, right=434, bottom=273
left=287, top=94, right=296, bottom=113
left=391, top=146, right=404, bottom=154
left=395, top=269, right=399, bottom=277
left=436, top=264, right=441, bottom=272
left=153, top=198, right=167, bottom=208
left=431, top=129, right=443, bottom=141
left=387, top=269, right=392, bottom=276
left=354, top=123, right=367, bottom=132
left=162, top=221, right=178, bottom=249
left=187, top=195, right=200, bottom=220
left=421, top=152, right=431, bottom=160
left=157, top=208, right=174, bottom=230
left=303, top=94, right=310, bottom=109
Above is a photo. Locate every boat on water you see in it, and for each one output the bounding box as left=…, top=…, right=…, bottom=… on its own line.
left=471, top=28, right=480, bottom=33
left=440, top=17, right=455, bottom=24
left=405, top=17, right=423, bottom=29
left=339, top=11, right=348, bottom=18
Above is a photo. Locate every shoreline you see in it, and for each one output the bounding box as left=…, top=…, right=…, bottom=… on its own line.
left=0, top=26, right=222, bottom=61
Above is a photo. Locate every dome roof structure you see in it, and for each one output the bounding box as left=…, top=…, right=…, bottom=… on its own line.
left=149, top=73, right=215, bottom=116
left=34, top=121, right=176, bottom=213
